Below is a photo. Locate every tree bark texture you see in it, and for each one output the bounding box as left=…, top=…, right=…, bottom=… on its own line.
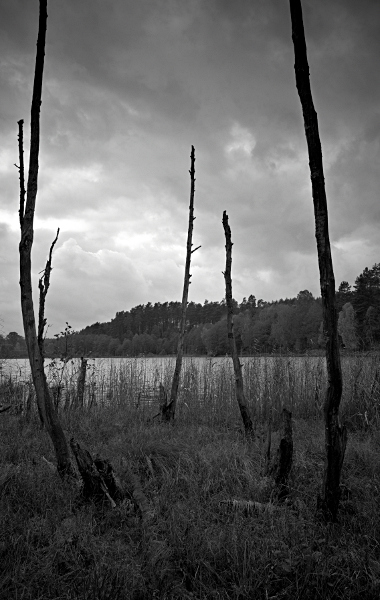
left=18, top=0, right=73, bottom=477
left=70, top=438, right=124, bottom=508
left=289, top=0, right=347, bottom=520
left=222, top=211, right=254, bottom=436
left=268, top=408, right=293, bottom=502
left=162, top=146, right=199, bottom=422
left=75, top=357, right=88, bottom=408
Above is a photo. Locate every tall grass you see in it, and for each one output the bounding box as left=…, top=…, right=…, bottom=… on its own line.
left=1, top=354, right=380, bottom=598
left=1, top=354, right=380, bottom=430
left=2, top=398, right=380, bottom=598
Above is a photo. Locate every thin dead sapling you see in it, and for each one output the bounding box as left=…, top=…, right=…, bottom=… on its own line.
left=161, top=146, right=200, bottom=422
left=222, top=211, right=254, bottom=437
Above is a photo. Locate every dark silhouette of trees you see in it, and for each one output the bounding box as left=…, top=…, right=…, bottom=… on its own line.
left=353, top=264, right=380, bottom=348
left=3, top=262, right=379, bottom=359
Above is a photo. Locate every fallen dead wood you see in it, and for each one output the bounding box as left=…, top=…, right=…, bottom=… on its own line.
left=219, top=499, right=279, bottom=516
left=70, top=438, right=122, bottom=508
left=70, top=438, right=150, bottom=520
left=0, top=404, right=12, bottom=414
left=41, top=455, right=56, bottom=473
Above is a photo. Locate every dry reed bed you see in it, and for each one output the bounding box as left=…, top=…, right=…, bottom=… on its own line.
left=1, top=354, right=379, bottom=429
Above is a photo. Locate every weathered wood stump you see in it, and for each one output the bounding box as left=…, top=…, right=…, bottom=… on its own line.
left=70, top=438, right=125, bottom=508
left=267, top=408, right=293, bottom=502
left=158, top=383, right=174, bottom=422
left=70, top=438, right=151, bottom=521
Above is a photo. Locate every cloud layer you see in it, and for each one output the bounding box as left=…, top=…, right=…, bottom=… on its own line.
left=1, top=0, right=379, bottom=334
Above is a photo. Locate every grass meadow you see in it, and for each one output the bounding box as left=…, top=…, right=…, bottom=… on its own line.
left=1, top=354, right=380, bottom=599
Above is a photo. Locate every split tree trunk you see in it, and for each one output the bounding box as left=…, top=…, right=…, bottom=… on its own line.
left=222, top=211, right=254, bottom=437
left=162, top=146, right=199, bottom=422
left=70, top=438, right=123, bottom=509
left=18, top=0, right=73, bottom=477
left=289, top=0, right=347, bottom=520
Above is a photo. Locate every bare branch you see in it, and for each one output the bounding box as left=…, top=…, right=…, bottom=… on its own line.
left=38, top=228, right=60, bottom=355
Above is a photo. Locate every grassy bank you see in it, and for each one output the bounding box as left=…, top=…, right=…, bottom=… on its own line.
left=1, top=408, right=380, bottom=599
left=0, top=354, right=380, bottom=598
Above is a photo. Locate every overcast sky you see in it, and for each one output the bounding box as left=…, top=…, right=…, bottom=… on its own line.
left=1, top=0, right=379, bottom=336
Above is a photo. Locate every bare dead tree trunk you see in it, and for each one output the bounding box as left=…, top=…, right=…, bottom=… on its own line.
left=267, top=408, right=293, bottom=502
left=162, top=146, right=200, bottom=422
left=289, top=0, right=347, bottom=520
left=75, top=357, right=88, bottom=408
left=18, top=0, right=74, bottom=477
left=222, top=211, right=254, bottom=437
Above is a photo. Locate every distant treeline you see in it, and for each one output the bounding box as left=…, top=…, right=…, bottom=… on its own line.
left=1, top=263, right=379, bottom=359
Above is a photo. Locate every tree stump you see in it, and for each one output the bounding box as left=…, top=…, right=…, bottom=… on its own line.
left=70, top=438, right=125, bottom=508
left=268, top=408, right=293, bottom=502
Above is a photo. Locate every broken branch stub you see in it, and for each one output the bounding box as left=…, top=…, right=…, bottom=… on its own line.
left=38, top=228, right=60, bottom=355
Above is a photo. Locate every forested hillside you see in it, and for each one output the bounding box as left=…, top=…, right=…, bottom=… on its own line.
left=1, top=263, right=379, bottom=358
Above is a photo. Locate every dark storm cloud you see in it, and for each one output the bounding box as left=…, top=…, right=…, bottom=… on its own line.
left=1, top=0, right=379, bottom=332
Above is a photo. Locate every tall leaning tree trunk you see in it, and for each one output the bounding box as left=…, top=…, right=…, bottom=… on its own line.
left=289, top=0, right=347, bottom=521
left=18, top=0, right=73, bottom=477
left=162, top=146, right=199, bottom=422
left=222, top=211, right=254, bottom=437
